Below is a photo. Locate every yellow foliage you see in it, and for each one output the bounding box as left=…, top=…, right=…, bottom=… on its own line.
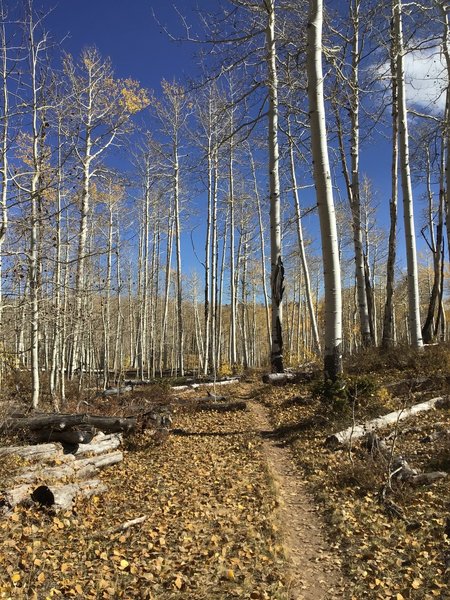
left=120, top=79, right=149, bottom=114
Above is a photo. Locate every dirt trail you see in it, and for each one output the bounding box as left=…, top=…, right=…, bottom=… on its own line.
left=248, top=400, right=345, bottom=600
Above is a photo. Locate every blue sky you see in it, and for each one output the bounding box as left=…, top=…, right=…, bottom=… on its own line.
left=46, top=1, right=210, bottom=90
left=42, top=0, right=444, bottom=284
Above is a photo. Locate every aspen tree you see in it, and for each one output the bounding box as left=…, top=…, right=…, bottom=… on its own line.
left=247, top=144, right=272, bottom=350
left=393, top=0, right=423, bottom=349
left=382, top=10, right=399, bottom=348
left=64, top=48, right=148, bottom=377
left=307, top=0, right=343, bottom=380
left=151, top=81, right=189, bottom=376
left=286, top=115, right=321, bottom=355
left=266, top=0, right=284, bottom=372
left=0, top=6, right=11, bottom=386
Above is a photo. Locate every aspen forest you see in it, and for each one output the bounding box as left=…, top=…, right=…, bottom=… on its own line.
left=0, top=1, right=449, bottom=599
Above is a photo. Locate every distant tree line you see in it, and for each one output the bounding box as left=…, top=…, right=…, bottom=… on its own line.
left=0, top=0, right=449, bottom=406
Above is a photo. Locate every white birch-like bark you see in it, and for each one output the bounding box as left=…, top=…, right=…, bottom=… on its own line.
left=440, top=3, right=450, bottom=306
left=173, top=137, right=184, bottom=376
left=160, top=208, right=173, bottom=374
left=394, top=0, right=423, bottom=349
left=203, top=110, right=213, bottom=375
left=287, top=117, right=321, bottom=355
left=28, top=13, right=44, bottom=408
left=49, top=119, right=64, bottom=408
left=307, top=0, right=343, bottom=379
left=248, top=146, right=272, bottom=350
left=382, top=13, right=399, bottom=348
left=266, top=0, right=284, bottom=372
left=0, top=14, right=9, bottom=388
left=228, top=96, right=237, bottom=368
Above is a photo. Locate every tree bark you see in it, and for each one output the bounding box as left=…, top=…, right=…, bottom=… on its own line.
left=307, top=0, right=343, bottom=380
left=394, top=0, right=423, bottom=350
left=266, top=0, right=284, bottom=373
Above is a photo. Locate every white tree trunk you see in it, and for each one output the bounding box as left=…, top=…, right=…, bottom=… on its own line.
left=394, top=0, right=423, bottom=350
left=266, top=0, right=284, bottom=373
left=307, top=0, right=343, bottom=379
left=287, top=117, right=321, bottom=355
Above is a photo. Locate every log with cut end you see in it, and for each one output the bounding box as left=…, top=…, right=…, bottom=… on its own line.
left=0, top=484, right=32, bottom=512
left=31, top=479, right=107, bottom=511
left=31, top=429, right=96, bottom=445
left=1, top=451, right=123, bottom=513
left=325, top=397, right=445, bottom=448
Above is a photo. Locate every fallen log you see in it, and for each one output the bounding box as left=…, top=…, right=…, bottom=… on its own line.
left=14, top=450, right=123, bottom=485
left=31, top=479, right=107, bottom=511
left=102, top=385, right=133, bottom=397
left=0, top=442, right=61, bottom=460
left=104, top=515, right=147, bottom=536
left=0, top=432, right=122, bottom=462
left=262, top=373, right=296, bottom=384
left=172, top=378, right=240, bottom=391
left=325, top=397, right=445, bottom=448
left=194, top=396, right=226, bottom=403
left=364, top=432, right=447, bottom=487
left=0, top=484, right=32, bottom=512
left=31, top=429, right=96, bottom=445
left=1, top=413, right=137, bottom=434
left=197, top=401, right=247, bottom=412
left=73, top=433, right=122, bottom=457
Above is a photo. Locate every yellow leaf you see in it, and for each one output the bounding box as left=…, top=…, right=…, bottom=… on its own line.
left=412, top=579, right=422, bottom=589
left=119, top=559, right=129, bottom=570
left=174, top=576, right=183, bottom=589
left=11, top=573, right=21, bottom=583
left=226, top=569, right=235, bottom=581
left=396, top=594, right=405, bottom=600
left=75, top=584, right=83, bottom=594
left=37, top=572, right=45, bottom=583
left=60, top=563, right=70, bottom=573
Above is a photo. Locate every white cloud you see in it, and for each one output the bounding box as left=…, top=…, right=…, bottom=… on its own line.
left=403, top=45, right=447, bottom=115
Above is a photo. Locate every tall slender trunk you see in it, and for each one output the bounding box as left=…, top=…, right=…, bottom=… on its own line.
left=29, top=17, right=42, bottom=408
left=440, top=4, right=450, bottom=282
left=203, top=129, right=213, bottom=375
left=266, top=0, right=284, bottom=372
left=160, top=207, right=174, bottom=374
left=173, top=139, right=184, bottom=376
left=248, top=146, right=271, bottom=350
left=287, top=117, right=321, bottom=354
left=228, top=101, right=237, bottom=368
left=382, top=14, right=399, bottom=348
left=50, top=121, right=64, bottom=408
left=394, top=0, right=423, bottom=349
left=422, top=141, right=445, bottom=343
left=307, top=0, right=343, bottom=380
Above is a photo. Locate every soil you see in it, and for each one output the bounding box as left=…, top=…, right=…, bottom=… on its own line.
left=248, top=398, right=346, bottom=600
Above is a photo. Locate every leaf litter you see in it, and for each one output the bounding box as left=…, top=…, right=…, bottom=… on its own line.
left=0, top=386, right=289, bottom=599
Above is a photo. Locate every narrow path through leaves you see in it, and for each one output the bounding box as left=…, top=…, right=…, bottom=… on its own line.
left=248, top=399, right=345, bottom=599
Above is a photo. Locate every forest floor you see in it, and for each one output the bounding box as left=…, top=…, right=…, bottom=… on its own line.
left=0, top=349, right=449, bottom=599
